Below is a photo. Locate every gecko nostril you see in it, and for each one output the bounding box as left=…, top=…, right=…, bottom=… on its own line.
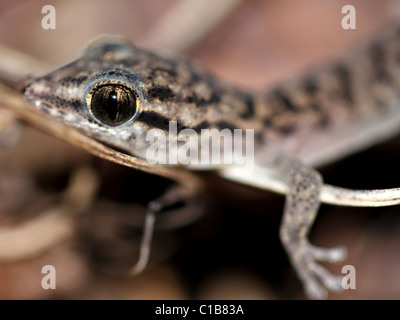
left=20, top=83, right=31, bottom=94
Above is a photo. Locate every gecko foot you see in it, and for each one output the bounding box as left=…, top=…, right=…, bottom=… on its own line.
left=284, top=239, right=348, bottom=299
left=277, top=158, right=347, bottom=299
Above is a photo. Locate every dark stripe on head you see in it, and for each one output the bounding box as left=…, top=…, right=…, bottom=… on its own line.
left=185, top=91, right=221, bottom=106
left=147, top=86, right=176, bottom=102
left=137, top=111, right=171, bottom=131
left=137, top=112, right=188, bottom=132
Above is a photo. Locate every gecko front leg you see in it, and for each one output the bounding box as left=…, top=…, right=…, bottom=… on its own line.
left=278, top=158, right=347, bottom=299
left=131, top=178, right=205, bottom=275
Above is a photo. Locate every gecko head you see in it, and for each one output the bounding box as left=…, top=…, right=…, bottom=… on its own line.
left=23, top=36, right=198, bottom=158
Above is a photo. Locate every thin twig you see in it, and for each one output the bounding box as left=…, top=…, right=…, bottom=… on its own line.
left=0, top=45, right=50, bottom=89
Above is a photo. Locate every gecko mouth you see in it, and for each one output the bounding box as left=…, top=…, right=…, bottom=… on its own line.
left=33, top=101, right=54, bottom=115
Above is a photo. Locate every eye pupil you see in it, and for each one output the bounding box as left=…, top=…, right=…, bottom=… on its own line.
left=90, top=85, right=137, bottom=126
left=107, top=91, right=118, bottom=121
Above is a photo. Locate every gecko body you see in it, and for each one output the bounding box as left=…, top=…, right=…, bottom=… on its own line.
left=23, top=25, right=400, bottom=298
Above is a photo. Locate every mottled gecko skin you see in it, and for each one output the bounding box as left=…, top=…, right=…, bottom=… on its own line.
left=24, top=27, right=400, bottom=167
left=22, top=25, right=400, bottom=299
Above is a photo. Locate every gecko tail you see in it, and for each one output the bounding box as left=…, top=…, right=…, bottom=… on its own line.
left=221, top=166, right=400, bottom=208
left=321, top=185, right=400, bottom=207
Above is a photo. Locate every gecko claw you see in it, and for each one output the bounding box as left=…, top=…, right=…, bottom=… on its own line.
left=309, top=244, right=347, bottom=263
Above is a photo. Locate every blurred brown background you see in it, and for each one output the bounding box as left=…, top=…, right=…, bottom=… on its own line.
left=0, top=0, right=399, bottom=299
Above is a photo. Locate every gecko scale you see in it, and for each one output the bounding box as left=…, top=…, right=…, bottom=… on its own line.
left=23, top=24, right=400, bottom=299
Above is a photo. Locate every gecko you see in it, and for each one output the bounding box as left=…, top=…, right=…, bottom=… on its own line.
left=21, top=24, right=400, bottom=299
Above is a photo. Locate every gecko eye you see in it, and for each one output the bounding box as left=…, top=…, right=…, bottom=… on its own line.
left=87, top=84, right=138, bottom=126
